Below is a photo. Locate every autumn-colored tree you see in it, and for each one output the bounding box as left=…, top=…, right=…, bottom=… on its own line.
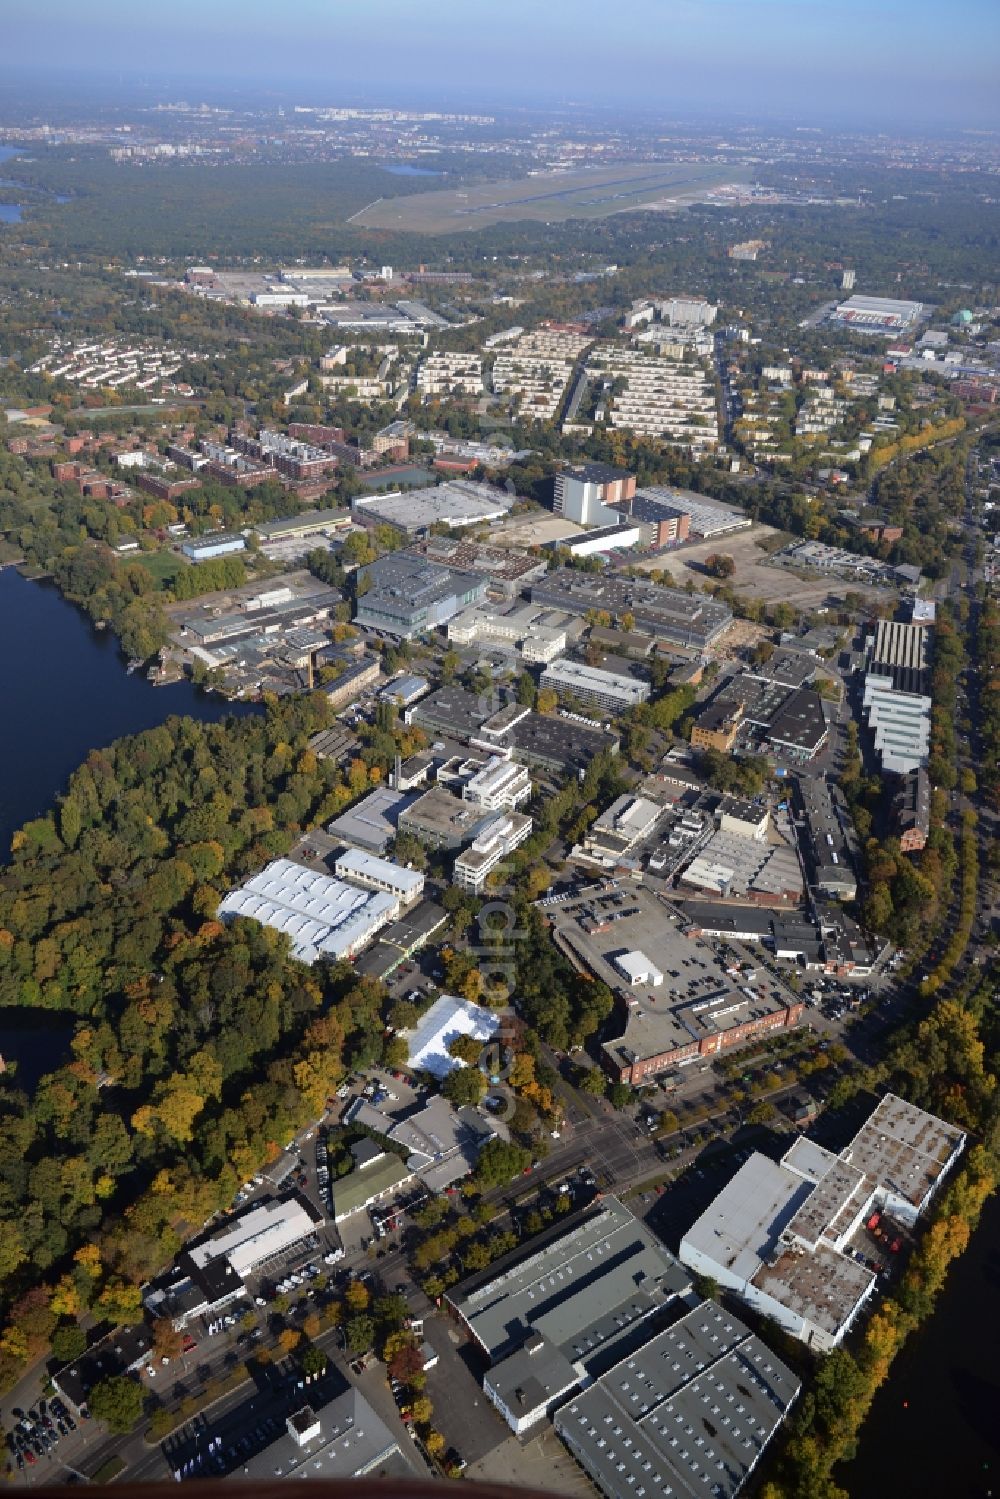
left=344, top=1279, right=370, bottom=1312
left=152, top=1318, right=183, bottom=1362
left=408, top=1394, right=433, bottom=1425
left=447, top=1035, right=483, bottom=1065
left=388, top=1342, right=425, bottom=1385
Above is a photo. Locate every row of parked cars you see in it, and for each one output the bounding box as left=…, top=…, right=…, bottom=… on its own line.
left=316, top=1137, right=331, bottom=1210
left=8, top=1397, right=77, bottom=1469
left=271, top=1260, right=325, bottom=1297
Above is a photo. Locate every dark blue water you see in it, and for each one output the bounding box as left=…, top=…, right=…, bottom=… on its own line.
left=381, top=163, right=441, bottom=177
left=0, top=568, right=257, bottom=857
left=843, top=1187, right=1000, bottom=1498
left=0, top=145, right=70, bottom=218
left=0, top=146, right=22, bottom=218
left=0, top=1011, right=75, bottom=1090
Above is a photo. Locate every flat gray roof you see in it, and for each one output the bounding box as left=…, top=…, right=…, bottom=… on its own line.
left=229, top=1388, right=410, bottom=1482
left=448, top=1196, right=689, bottom=1363
left=327, top=787, right=415, bottom=852
left=484, top=1334, right=580, bottom=1421
left=556, top=1300, right=799, bottom=1499
left=354, top=478, right=515, bottom=532
left=681, top=1155, right=809, bottom=1286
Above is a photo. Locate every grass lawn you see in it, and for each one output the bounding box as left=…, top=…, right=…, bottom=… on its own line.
left=136, top=550, right=184, bottom=589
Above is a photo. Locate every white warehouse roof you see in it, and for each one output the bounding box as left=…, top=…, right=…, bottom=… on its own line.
left=218, top=858, right=396, bottom=963
left=615, top=949, right=664, bottom=987
left=334, top=847, right=425, bottom=899
left=189, top=1199, right=317, bottom=1281
left=402, top=993, right=501, bottom=1079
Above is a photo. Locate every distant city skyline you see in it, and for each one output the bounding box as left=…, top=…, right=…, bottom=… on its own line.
left=2, top=0, right=998, bottom=130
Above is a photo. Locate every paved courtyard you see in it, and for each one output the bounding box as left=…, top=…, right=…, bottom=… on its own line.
left=468, top=1425, right=600, bottom=1498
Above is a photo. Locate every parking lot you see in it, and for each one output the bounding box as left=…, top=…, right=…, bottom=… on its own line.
left=5, top=1395, right=81, bottom=1478
left=551, top=885, right=800, bottom=1018
left=420, top=1317, right=509, bottom=1466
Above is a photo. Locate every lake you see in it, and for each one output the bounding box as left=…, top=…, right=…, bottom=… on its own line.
left=0, top=145, right=70, bottom=220
left=842, top=1186, right=1000, bottom=1497
left=0, top=145, right=22, bottom=221
left=381, top=162, right=441, bottom=177
left=0, top=567, right=258, bottom=857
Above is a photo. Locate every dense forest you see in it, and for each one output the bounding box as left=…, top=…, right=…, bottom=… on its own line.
left=1, top=142, right=996, bottom=306
left=0, top=693, right=428, bottom=1386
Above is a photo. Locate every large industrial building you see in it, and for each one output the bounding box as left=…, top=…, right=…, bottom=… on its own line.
left=680, top=1095, right=964, bottom=1352
left=406, top=689, right=620, bottom=780
left=869, top=618, right=932, bottom=695
left=217, top=858, right=397, bottom=963
left=405, top=534, right=549, bottom=596
left=623, top=491, right=692, bottom=548
left=626, top=486, right=751, bottom=540
left=326, top=786, right=415, bottom=855
left=354, top=553, right=487, bottom=639
left=829, top=294, right=925, bottom=333
left=531, top=571, right=732, bottom=651
left=584, top=794, right=665, bottom=863
left=150, top=1197, right=323, bottom=1329
left=397, top=784, right=496, bottom=851
left=795, top=778, right=858, bottom=901
left=602, top=974, right=804, bottom=1085
left=452, top=1196, right=689, bottom=1360
left=762, top=687, right=829, bottom=764
left=555, top=1301, right=800, bottom=1499
left=862, top=674, right=932, bottom=774
left=351, top=479, right=516, bottom=534
left=180, top=532, right=247, bottom=561
left=678, top=826, right=802, bottom=903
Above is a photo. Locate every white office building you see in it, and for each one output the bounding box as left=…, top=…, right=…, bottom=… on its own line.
left=453, top=812, right=534, bottom=893
left=334, top=848, right=425, bottom=908
left=540, top=659, right=650, bottom=713
left=461, top=756, right=533, bottom=813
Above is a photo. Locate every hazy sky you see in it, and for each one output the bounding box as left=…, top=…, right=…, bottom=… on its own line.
left=4, top=0, right=998, bottom=129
